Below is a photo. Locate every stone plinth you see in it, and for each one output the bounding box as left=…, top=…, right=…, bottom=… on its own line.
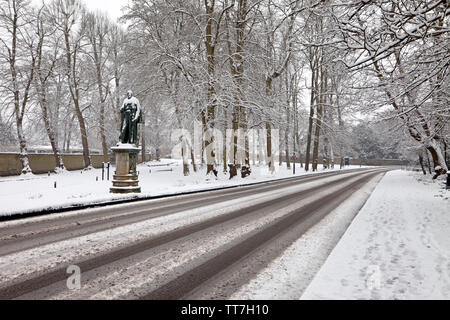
left=110, top=144, right=141, bottom=194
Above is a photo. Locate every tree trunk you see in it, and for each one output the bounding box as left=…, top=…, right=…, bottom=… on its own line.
left=204, top=0, right=219, bottom=177
left=141, top=118, right=146, bottom=163
left=190, top=147, right=197, bottom=172
left=36, top=84, right=65, bottom=170
left=226, top=1, right=249, bottom=178
left=16, top=118, right=32, bottom=175
left=99, top=91, right=108, bottom=163
left=293, top=79, right=302, bottom=168
left=305, top=65, right=316, bottom=172
left=223, top=108, right=228, bottom=173
left=115, top=67, right=121, bottom=131
left=425, top=149, right=432, bottom=175
left=229, top=105, right=239, bottom=179
left=285, top=73, right=291, bottom=169
left=419, top=153, right=426, bottom=175
left=64, top=28, right=91, bottom=168
left=312, top=65, right=327, bottom=172
left=311, top=103, right=323, bottom=172
left=266, top=122, right=274, bottom=172
left=427, top=139, right=448, bottom=179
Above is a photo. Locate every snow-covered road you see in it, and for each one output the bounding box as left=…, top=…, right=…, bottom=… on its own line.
left=0, top=168, right=385, bottom=300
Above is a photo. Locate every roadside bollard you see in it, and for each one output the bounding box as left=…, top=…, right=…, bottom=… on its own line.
left=446, top=174, right=450, bottom=190
left=291, top=153, right=297, bottom=175
left=102, top=162, right=111, bottom=181
left=54, top=181, right=57, bottom=188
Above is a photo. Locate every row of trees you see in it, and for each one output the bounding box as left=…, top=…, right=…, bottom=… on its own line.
left=0, top=0, right=126, bottom=173
left=333, top=0, right=450, bottom=179
left=0, top=0, right=448, bottom=178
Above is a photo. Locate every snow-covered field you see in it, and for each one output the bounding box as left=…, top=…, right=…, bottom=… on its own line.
left=0, top=159, right=364, bottom=217
left=301, top=170, right=450, bottom=300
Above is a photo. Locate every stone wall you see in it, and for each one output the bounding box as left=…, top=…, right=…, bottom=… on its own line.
left=0, top=152, right=152, bottom=176
left=0, top=153, right=107, bottom=176
left=0, top=153, right=22, bottom=176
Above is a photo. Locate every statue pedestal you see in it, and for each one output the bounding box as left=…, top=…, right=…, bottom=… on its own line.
left=110, top=144, right=141, bottom=194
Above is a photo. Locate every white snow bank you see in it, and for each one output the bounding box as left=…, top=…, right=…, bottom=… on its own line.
left=301, top=170, right=450, bottom=300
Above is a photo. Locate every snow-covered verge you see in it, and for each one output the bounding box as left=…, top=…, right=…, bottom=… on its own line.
left=301, top=170, right=450, bottom=300
left=0, top=159, right=366, bottom=217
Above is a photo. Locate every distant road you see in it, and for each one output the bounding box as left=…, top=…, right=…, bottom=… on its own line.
left=0, top=168, right=387, bottom=300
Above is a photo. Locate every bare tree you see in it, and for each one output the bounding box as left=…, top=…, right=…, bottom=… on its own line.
left=49, top=0, right=91, bottom=168
left=34, top=4, right=65, bottom=170
left=0, top=0, right=36, bottom=174
left=85, top=11, right=111, bottom=163
left=335, top=0, right=449, bottom=178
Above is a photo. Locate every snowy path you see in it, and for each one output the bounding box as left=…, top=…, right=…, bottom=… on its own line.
left=0, top=168, right=385, bottom=300
left=301, top=170, right=450, bottom=300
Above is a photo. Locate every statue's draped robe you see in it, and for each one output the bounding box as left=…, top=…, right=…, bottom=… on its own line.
left=120, top=96, right=141, bottom=144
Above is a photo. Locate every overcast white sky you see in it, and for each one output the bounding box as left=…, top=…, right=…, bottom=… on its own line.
left=31, top=0, right=130, bottom=21
left=81, top=0, right=129, bottom=20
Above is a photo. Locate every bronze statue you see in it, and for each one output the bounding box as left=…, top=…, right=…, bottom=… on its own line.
left=120, top=90, right=142, bottom=144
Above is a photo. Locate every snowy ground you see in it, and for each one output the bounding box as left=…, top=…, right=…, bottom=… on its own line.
left=0, top=169, right=377, bottom=299
left=0, top=159, right=365, bottom=217
left=301, top=170, right=450, bottom=300
left=5, top=163, right=447, bottom=300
